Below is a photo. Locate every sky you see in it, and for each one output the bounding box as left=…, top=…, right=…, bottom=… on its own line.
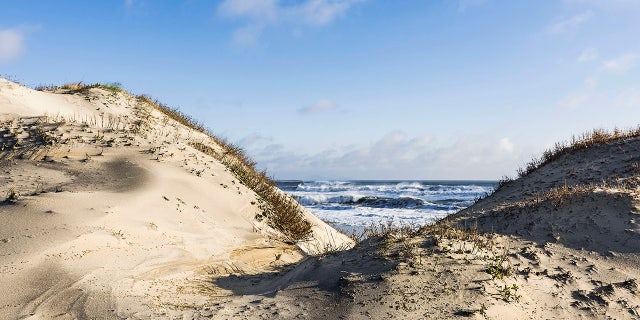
left=2, top=0, right=640, bottom=180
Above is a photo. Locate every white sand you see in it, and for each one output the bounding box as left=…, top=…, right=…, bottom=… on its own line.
left=3, top=77, right=640, bottom=319
left=0, top=79, right=352, bottom=319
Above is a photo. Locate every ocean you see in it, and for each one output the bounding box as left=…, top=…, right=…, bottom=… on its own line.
left=277, top=180, right=496, bottom=234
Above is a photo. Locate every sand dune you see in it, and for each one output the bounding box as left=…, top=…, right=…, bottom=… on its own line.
left=0, top=79, right=351, bottom=319
left=3, top=77, right=640, bottom=319
left=200, top=131, right=640, bottom=319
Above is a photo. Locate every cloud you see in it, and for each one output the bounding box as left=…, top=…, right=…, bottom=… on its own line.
left=498, top=138, right=514, bottom=153
left=124, top=0, right=135, bottom=7
left=298, top=99, right=337, bottom=114
left=0, top=28, right=25, bottom=64
left=602, top=53, right=637, bottom=73
left=218, top=0, right=365, bottom=45
left=547, top=11, right=592, bottom=34
left=241, top=131, right=523, bottom=180
left=578, top=48, right=598, bottom=62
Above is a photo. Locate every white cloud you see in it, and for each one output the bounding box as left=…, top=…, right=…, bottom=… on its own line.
left=602, top=53, right=637, bottom=73
left=218, top=0, right=365, bottom=45
left=124, top=0, right=135, bottom=7
left=498, top=138, right=514, bottom=153
left=241, top=131, right=524, bottom=180
left=547, top=11, right=592, bottom=34
left=298, top=99, right=337, bottom=114
left=578, top=47, right=598, bottom=62
left=0, top=28, right=25, bottom=64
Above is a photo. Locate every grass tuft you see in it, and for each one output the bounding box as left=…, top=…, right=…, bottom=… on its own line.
left=35, top=82, right=124, bottom=94
left=517, top=127, right=640, bottom=178
left=28, top=81, right=313, bottom=243
left=4, top=187, right=18, bottom=203
left=190, top=141, right=312, bottom=242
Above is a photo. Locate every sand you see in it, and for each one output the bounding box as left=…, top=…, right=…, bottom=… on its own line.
left=2, top=77, right=640, bottom=319
left=0, top=79, right=351, bottom=319
left=195, top=133, right=640, bottom=319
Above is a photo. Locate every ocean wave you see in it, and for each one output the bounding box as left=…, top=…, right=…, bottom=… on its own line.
left=309, top=207, right=454, bottom=228
left=280, top=180, right=495, bottom=231
left=292, top=194, right=448, bottom=209
left=290, top=180, right=494, bottom=196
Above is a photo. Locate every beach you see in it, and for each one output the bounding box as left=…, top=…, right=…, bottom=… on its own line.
left=2, top=78, right=640, bottom=319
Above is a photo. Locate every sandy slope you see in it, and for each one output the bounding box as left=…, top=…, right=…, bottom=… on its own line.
left=197, top=134, right=640, bottom=319
left=0, top=79, right=352, bottom=319
left=4, top=77, right=640, bottom=319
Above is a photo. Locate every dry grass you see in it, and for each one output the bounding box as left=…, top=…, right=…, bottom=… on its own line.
left=518, top=127, right=640, bottom=178
left=490, top=126, right=640, bottom=193
left=136, top=94, right=209, bottom=134
left=35, top=82, right=124, bottom=94
left=28, top=82, right=313, bottom=242
left=190, top=141, right=312, bottom=242
left=135, top=92, right=312, bottom=242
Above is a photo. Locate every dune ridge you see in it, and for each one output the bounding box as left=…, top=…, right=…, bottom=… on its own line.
left=195, top=128, right=640, bottom=319
left=3, top=77, right=640, bottom=319
left=0, top=78, right=351, bottom=319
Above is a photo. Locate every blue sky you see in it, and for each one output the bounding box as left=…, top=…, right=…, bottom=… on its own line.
left=2, top=0, right=640, bottom=180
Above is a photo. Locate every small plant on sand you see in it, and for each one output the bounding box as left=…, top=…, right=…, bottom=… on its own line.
left=499, top=284, right=521, bottom=302
left=486, top=253, right=512, bottom=280
left=493, top=175, right=513, bottom=193
left=4, top=188, right=18, bottom=202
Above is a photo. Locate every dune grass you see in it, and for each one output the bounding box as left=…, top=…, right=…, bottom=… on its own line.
left=36, top=82, right=124, bottom=94
left=493, top=126, right=640, bottom=193
left=136, top=93, right=312, bottom=242
left=519, top=127, right=640, bottom=178
left=189, top=141, right=312, bottom=242
left=32, top=81, right=312, bottom=242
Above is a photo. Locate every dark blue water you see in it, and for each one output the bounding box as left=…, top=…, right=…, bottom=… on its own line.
left=278, top=180, right=496, bottom=233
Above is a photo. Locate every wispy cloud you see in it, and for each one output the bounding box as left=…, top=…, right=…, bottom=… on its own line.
left=577, top=47, right=598, bottom=62
left=124, top=0, right=135, bottom=8
left=218, top=0, right=365, bottom=45
left=602, top=53, right=637, bottom=73
left=547, top=11, right=592, bottom=34
left=298, top=99, right=337, bottom=114
left=0, top=28, right=25, bottom=64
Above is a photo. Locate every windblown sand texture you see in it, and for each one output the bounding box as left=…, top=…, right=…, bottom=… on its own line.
left=0, top=79, right=351, bottom=319
left=193, top=130, right=640, bottom=319
left=2, top=77, right=640, bottom=319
